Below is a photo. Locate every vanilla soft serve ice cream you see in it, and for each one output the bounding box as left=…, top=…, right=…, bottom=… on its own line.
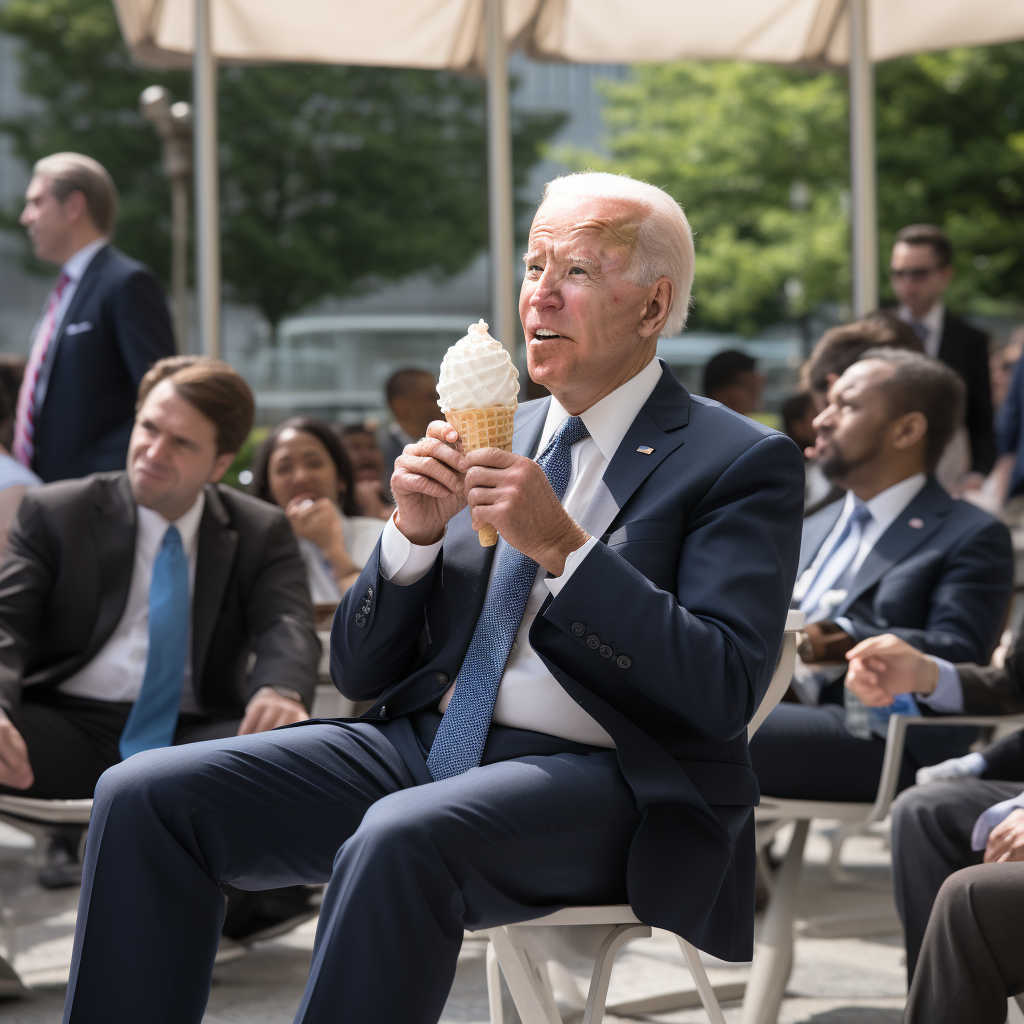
left=437, top=319, right=519, bottom=412
left=438, top=320, right=519, bottom=546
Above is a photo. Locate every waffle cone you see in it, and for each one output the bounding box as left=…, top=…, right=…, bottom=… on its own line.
left=446, top=406, right=516, bottom=547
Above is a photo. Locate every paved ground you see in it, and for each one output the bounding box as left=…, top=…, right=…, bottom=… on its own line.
left=0, top=820, right=907, bottom=1023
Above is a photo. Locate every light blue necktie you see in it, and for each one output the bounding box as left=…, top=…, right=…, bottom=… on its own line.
left=426, top=415, right=590, bottom=781
left=119, top=525, right=189, bottom=759
left=799, top=502, right=873, bottom=621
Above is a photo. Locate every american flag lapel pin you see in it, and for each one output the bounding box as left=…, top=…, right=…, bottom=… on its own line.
left=909, top=517, right=924, bottom=529
left=637, top=446, right=655, bottom=455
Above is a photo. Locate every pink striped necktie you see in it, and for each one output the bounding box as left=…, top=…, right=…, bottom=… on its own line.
left=13, top=271, right=70, bottom=468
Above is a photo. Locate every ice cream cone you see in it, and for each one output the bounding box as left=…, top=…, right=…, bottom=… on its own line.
left=446, top=406, right=516, bottom=546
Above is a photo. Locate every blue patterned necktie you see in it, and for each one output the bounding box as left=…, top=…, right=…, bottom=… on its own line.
left=426, top=415, right=590, bottom=781
left=799, top=502, right=873, bottom=621
left=119, top=525, right=190, bottom=759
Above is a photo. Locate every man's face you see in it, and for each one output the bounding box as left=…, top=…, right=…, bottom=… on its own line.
left=889, top=241, right=953, bottom=318
left=520, top=194, right=663, bottom=410
left=127, top=381, right=233, bottom=519
left=392, top=375, right=440, bottom=437
left=811, top=360, right=899, bottom=486
left=341, top=430, right=385, bottom=483
left=19, top=176, right=78, bottom=265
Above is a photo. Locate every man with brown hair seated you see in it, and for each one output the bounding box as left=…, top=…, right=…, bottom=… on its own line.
left=0, top=356, right=319, bottom=923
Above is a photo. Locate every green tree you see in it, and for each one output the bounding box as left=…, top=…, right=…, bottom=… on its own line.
left=572, top=46, right=1024, bottom=334
left=0, top=0, right=563, bottom=329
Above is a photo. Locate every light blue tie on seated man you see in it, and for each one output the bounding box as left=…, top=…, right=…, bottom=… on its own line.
left=60, top=172, right=807, bottom=1024
left=118, top=524, right=189, bottom=759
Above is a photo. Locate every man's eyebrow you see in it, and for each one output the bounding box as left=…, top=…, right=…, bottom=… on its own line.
left=521, top=250, right=600, bottom=271
left=522, top=251, right=542, bottom=265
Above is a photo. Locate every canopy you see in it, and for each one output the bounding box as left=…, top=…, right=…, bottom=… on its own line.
left=115, top=0, right=1024, bottom=69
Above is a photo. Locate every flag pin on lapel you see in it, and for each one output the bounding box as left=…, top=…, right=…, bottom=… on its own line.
left=637, top=446, right=655, bottom=455
left=909, top=517, right=924, bottom=529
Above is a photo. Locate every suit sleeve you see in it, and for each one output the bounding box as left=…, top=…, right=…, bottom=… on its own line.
left=997, top=355, right=1024, bottom=457
left=330, top=541, right=439, bottom=701
left=243, top=514, right=322, bottom=709
left=843, top=517, right=1012, bottom=663
left=955, top=630, right=1024, bottom=716
left=966, top=328, right=996, bottom=474
left=539, top=432, right=805, bottom=743
left=112, top=268, right=176, bottom=384
left=0, top=494, right=56, bottom=715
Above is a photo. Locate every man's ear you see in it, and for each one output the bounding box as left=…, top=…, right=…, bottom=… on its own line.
left=637, top=278, right=674, bottom=339
left=892, top=411, right=928, bottom=451
left=62, top=189, right=88, bottom=225
left=209, top=451, right=236, bottom=483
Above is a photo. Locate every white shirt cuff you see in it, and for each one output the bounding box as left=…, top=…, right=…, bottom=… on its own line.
left=379, top=514, right=444, bottom=586
left=918, top=657, right=965, bottom=713
left=545, top=536, right=599, bottom=597
left=972, top=791, right=1024, bottom=850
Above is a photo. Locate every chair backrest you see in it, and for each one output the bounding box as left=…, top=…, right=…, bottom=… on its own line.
left=747, top=609, right=803, bottom=740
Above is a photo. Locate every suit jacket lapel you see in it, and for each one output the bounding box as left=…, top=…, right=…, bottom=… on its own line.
left=52, top=245, right=110, bottom=349
left=89, top=474, right=137, bottom=652
left=838, top=478, right=951, bottom=614
left=799, top=500, right=845, bottom=576
left=192, top=485, right=238, bottom=688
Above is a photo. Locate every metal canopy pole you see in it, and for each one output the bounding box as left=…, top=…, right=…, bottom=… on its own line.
left=485, top=0, right=517, bottom=354
left=194, top=0, right=221, bottom=357
left=848, top=0, right=878, bottom=317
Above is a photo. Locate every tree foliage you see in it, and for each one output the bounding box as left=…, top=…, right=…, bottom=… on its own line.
left=571, top=46, right=1024, bottom=334
left=0, top=0, right=563, bottom=327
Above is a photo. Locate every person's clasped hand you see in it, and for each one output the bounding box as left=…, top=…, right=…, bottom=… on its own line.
left=285, top=495, right=346, bottom=552
left=984, top=808, right=1024, bottom=863
left=797, top=620, right=856, bottom=665
left=0, top=710, right=33, bottom=790
left=845, top=633, right=939, bottom=707
left=237, top=688, right=308, bottom=735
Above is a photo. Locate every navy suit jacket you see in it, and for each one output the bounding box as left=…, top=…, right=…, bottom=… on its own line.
left=31, top=245, right=175, bottom=483
left=333, top=364, right=805, bottom=961
left=939, top=312, right=995, bottom=475
left=799, top=478, right=1012, bottom=665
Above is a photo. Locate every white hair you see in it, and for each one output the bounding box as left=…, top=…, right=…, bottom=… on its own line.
left=540, top=172, right=695, bottom=336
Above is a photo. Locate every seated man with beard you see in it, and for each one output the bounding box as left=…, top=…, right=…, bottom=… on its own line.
left=750, top=349, right=1013, bottom=802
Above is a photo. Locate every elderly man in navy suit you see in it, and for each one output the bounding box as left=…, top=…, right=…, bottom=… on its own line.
left=17, top=152, right=175, bottom=483
left=750, top=349, right=1012, bottom=803
left=60, top=172, right=805, bottom=1024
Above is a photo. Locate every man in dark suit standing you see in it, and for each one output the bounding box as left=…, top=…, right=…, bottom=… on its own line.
left=0, top=356, right=319, bottom=905
left=750, top=350, right=1012, bottom=802
left=16, top=152, right=175, bottom=483
left=890, top=224, right=995, bottom=482
left=59, top=172, right=806, bottom=1024
left=382, top=367, right=441, bottom=477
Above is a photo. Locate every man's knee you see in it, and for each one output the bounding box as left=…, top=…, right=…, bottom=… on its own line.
left=932, top=863, right=986, bottom=926
left=892, top=782, right=961, bottom=844
left=93, top=745, right=206, bottom=821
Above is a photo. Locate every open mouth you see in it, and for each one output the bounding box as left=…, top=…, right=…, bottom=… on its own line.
left=532, top=329, right=563, bottom=340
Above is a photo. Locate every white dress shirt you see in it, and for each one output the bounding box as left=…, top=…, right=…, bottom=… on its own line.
left=57, top=493, right=205, bottom=713
left=379, top=357, right=665, bottom=747
left=898, top=301, right=944, bottom=360
left=34, top=237, right=109, bottom=411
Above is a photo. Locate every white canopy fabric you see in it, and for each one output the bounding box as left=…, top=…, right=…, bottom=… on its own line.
left=114, top=0, right=1024, bottom=70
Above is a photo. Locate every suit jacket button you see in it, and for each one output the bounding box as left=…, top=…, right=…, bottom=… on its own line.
left=587, top=635, right=600, bottom=649
left=572, top=622, right=586, bottom=636
left=355, top=612, right=366, bottom=627
left=379, top=706, right=387, bottom=718
left=616, top=655, right=632, bottom=670
left=367, top=586, right=374, bottom=599
left=599, top=645, right=613, bottom=658
left=435, top=672, right=449, bottom=686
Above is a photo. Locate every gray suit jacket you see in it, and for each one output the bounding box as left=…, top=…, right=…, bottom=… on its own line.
left=0, top=473, right=320, bottom=717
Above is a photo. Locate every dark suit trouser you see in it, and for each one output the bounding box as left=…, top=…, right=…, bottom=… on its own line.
left=890, top=778, right=1023, bottom=982
left=62, top=715, right=638, bottom=1024
left=903, top=861, right=1024, bottom=1023
left=0, top=688, right=241, bottom=798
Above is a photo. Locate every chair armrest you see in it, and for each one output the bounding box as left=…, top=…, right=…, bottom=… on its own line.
left=748, top=626, right=801, bottom=740
left=866, top=712, right=1024, bottom=825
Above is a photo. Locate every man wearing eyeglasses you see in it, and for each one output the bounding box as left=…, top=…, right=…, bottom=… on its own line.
left=890, top=224, right=995, bottom=483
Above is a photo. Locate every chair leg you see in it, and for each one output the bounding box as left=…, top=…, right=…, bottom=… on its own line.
left=487, top=926, right=564, bottom=1024
left=740, top=818, right=810, bottom=1024
left=827, top=822, right=862, bottom=885
left=677, top=937, right=728, bottom=1024
left=485, top=939, right=505, bottom=1024
left=579, top=924, right=649, bottom=1024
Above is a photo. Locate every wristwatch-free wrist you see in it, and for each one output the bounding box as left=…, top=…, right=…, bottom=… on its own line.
left=252, top=684, right=306, bottom=706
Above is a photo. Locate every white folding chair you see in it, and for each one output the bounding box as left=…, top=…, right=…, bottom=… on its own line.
left=476, top=610, right=803, bottom=1024
left=0, top=795, right=93, bottom=995
left=744, top=707, right=1024, bottom=1024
